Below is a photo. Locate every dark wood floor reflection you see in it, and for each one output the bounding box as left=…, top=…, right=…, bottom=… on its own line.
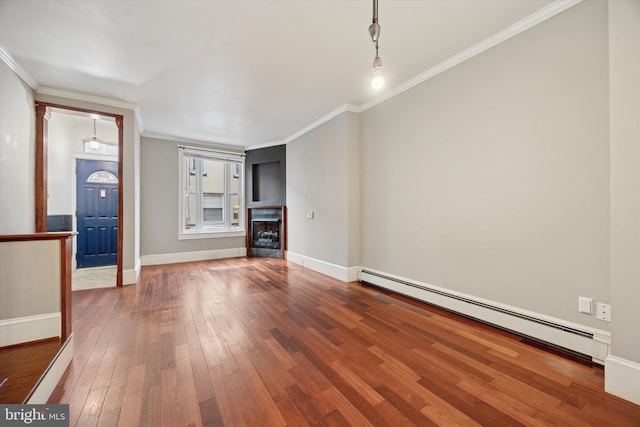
left=49, top=258, right=640, bottom=426
left=0, top=339, right=62, bottom=403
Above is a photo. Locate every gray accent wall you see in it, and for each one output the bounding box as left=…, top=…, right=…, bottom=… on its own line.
left=287, top=111, right=359, bottom=267
left=246, top=145, right=286, bottom=207
left=359, top=0, right=610, bottom=329
left=140, top=136, right=245, bottom=256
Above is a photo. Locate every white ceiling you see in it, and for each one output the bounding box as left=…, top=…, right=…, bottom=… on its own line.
left=0, top=0, right=554, bottom=148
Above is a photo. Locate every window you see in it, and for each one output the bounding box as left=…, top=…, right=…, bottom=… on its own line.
left=83, top=141, right=118, bottom=156
left=178, top=146, right=244, bottom=238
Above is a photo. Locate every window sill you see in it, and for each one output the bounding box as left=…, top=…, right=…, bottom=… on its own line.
left=178, top=230, right=246, bottom=240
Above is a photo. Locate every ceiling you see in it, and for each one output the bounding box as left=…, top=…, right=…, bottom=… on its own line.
left=0, top=0, right=554, bottom=148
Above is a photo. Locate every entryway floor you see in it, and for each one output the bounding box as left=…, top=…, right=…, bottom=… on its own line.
left=72, top=266, right=117, bottom=290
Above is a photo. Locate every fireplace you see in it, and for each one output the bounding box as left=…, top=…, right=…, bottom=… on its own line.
left=247, top=206, right=286, bottom=258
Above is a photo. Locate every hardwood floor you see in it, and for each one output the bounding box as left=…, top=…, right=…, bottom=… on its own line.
left=0, top=339, right=63, bottom=403
left=49, top=258, right=640, bottom=426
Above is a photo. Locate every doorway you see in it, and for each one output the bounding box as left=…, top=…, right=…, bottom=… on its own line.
left=76, top=159, right=118, bottom=268
left=35, top=102, right=124, bottom=286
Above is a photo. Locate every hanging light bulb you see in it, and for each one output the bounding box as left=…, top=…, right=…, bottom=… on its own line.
left=368, top=0, right=384, bottom=90
left=83, top=119, right=104, bottom=149
left=371, top=52, right=384, bottom=90
left=88, top=137, right=101, bottom=150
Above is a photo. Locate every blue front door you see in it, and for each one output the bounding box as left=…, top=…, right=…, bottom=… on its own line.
left=76, top=159, right=118, bottom=268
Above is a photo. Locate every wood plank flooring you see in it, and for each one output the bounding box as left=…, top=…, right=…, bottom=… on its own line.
left=49, top=258, right=640, bottom=426
left=0, top=339, right=63, bottom=403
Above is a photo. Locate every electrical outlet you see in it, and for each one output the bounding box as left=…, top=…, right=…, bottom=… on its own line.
left=306, top=211, right=314, bottom=219
left=578, top=296, right=593, bottom=314
left=596, top=303, right=611, bottom=322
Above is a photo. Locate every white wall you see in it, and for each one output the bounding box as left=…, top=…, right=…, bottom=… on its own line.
left=287, top=111, right=359, bottom=271
left=140, top=136, right=245, bottom=258
left=47, top=112, right=75, bottom=215
left=0, top=61, right=35, bottom=233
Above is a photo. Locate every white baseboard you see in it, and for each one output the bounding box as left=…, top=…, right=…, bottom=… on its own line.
left=605, top=355, right=640, bottom=405
left=358, top=268, right=610, bottom=363
left=286, top=251, right=359, bottom=282
left=26, top=335, right=74, bottom=404
left=141, top=247, right=247, bottom=267
left=346, top=266, right=360, bottom=282
left=0, top=313, right=61, bottom=347
left=122, top=258, right=141, bottom=285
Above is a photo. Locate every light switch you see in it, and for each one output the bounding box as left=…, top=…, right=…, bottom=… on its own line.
left=306, top=211, right=314, bottom=219
left=578, top=296, right=593, bottom=314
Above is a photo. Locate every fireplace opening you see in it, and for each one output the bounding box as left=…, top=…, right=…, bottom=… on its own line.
left=252, top=218, right=280, bottom=249
left=247, top=206, right=285, bottom=258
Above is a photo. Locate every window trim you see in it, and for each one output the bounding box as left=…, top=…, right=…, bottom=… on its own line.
left=177, top=145, right=246, bottom=238
left=178, top=230, right=246, bottom=240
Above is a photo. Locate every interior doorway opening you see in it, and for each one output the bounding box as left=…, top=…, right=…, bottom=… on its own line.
left=35, top=102, right=124, bottom=287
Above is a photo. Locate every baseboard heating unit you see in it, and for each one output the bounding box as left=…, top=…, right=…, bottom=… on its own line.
left=358, top=269, right=610, bottom=364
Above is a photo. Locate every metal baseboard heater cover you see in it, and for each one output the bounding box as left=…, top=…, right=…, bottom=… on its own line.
left=359, top=269, right=609, bottom=364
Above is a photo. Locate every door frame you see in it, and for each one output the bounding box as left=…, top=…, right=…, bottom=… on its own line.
left=35, top=102, right=124, bottom=286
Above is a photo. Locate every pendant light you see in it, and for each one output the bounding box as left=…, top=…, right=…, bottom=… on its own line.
left=369, top=0, right=384, bottom=90
left=83, top=119, right=103, bottom=149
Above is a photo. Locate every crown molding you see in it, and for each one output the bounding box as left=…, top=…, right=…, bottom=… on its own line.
left=244, top=140, right=287, bottom=151
left=37, top=86, right=144, bottom=132
left=0, top=44, right=39, bottom=89
left=246, top=104, right=359, bottom=150
left=36, top=87, right=138, bottom=110
left=141, top=132, right=245, bottom=153
left=275, top=104, right=359, bottom=147
left=142, top=131, right=249, bottom=149
left=359, top=0, right=582, bottom=112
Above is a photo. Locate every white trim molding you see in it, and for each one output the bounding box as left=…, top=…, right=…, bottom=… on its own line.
left=142, top=133, right=246, bottom=154
left=0, top=43, right=39, bottom=89
left=122, top=258, right=141, bottom=286
left=0, top=313, right=61, bottom=347
left=37, top=87, right=138, bottom=111
left=141, top=247, right=246, bottom=267
left=26, top=335, right=74, bottom=404
left=281, top=104, right=360, bottom=145
left=178, top=231, right=246, bottom=240
left=122, top=269, right=138, bottom=286
left=358, top=267, right=610, bottom=363
left=36, top=86, right=144, bottom=132
left=286, top=251, right=359, bottom=282
left=248, top=104, right=360, bottom=151
left=605, top=355, right=640, bottom=405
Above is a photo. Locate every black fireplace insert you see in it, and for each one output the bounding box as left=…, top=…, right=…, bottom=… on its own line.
left=247, top=206, right=285, bottom=258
